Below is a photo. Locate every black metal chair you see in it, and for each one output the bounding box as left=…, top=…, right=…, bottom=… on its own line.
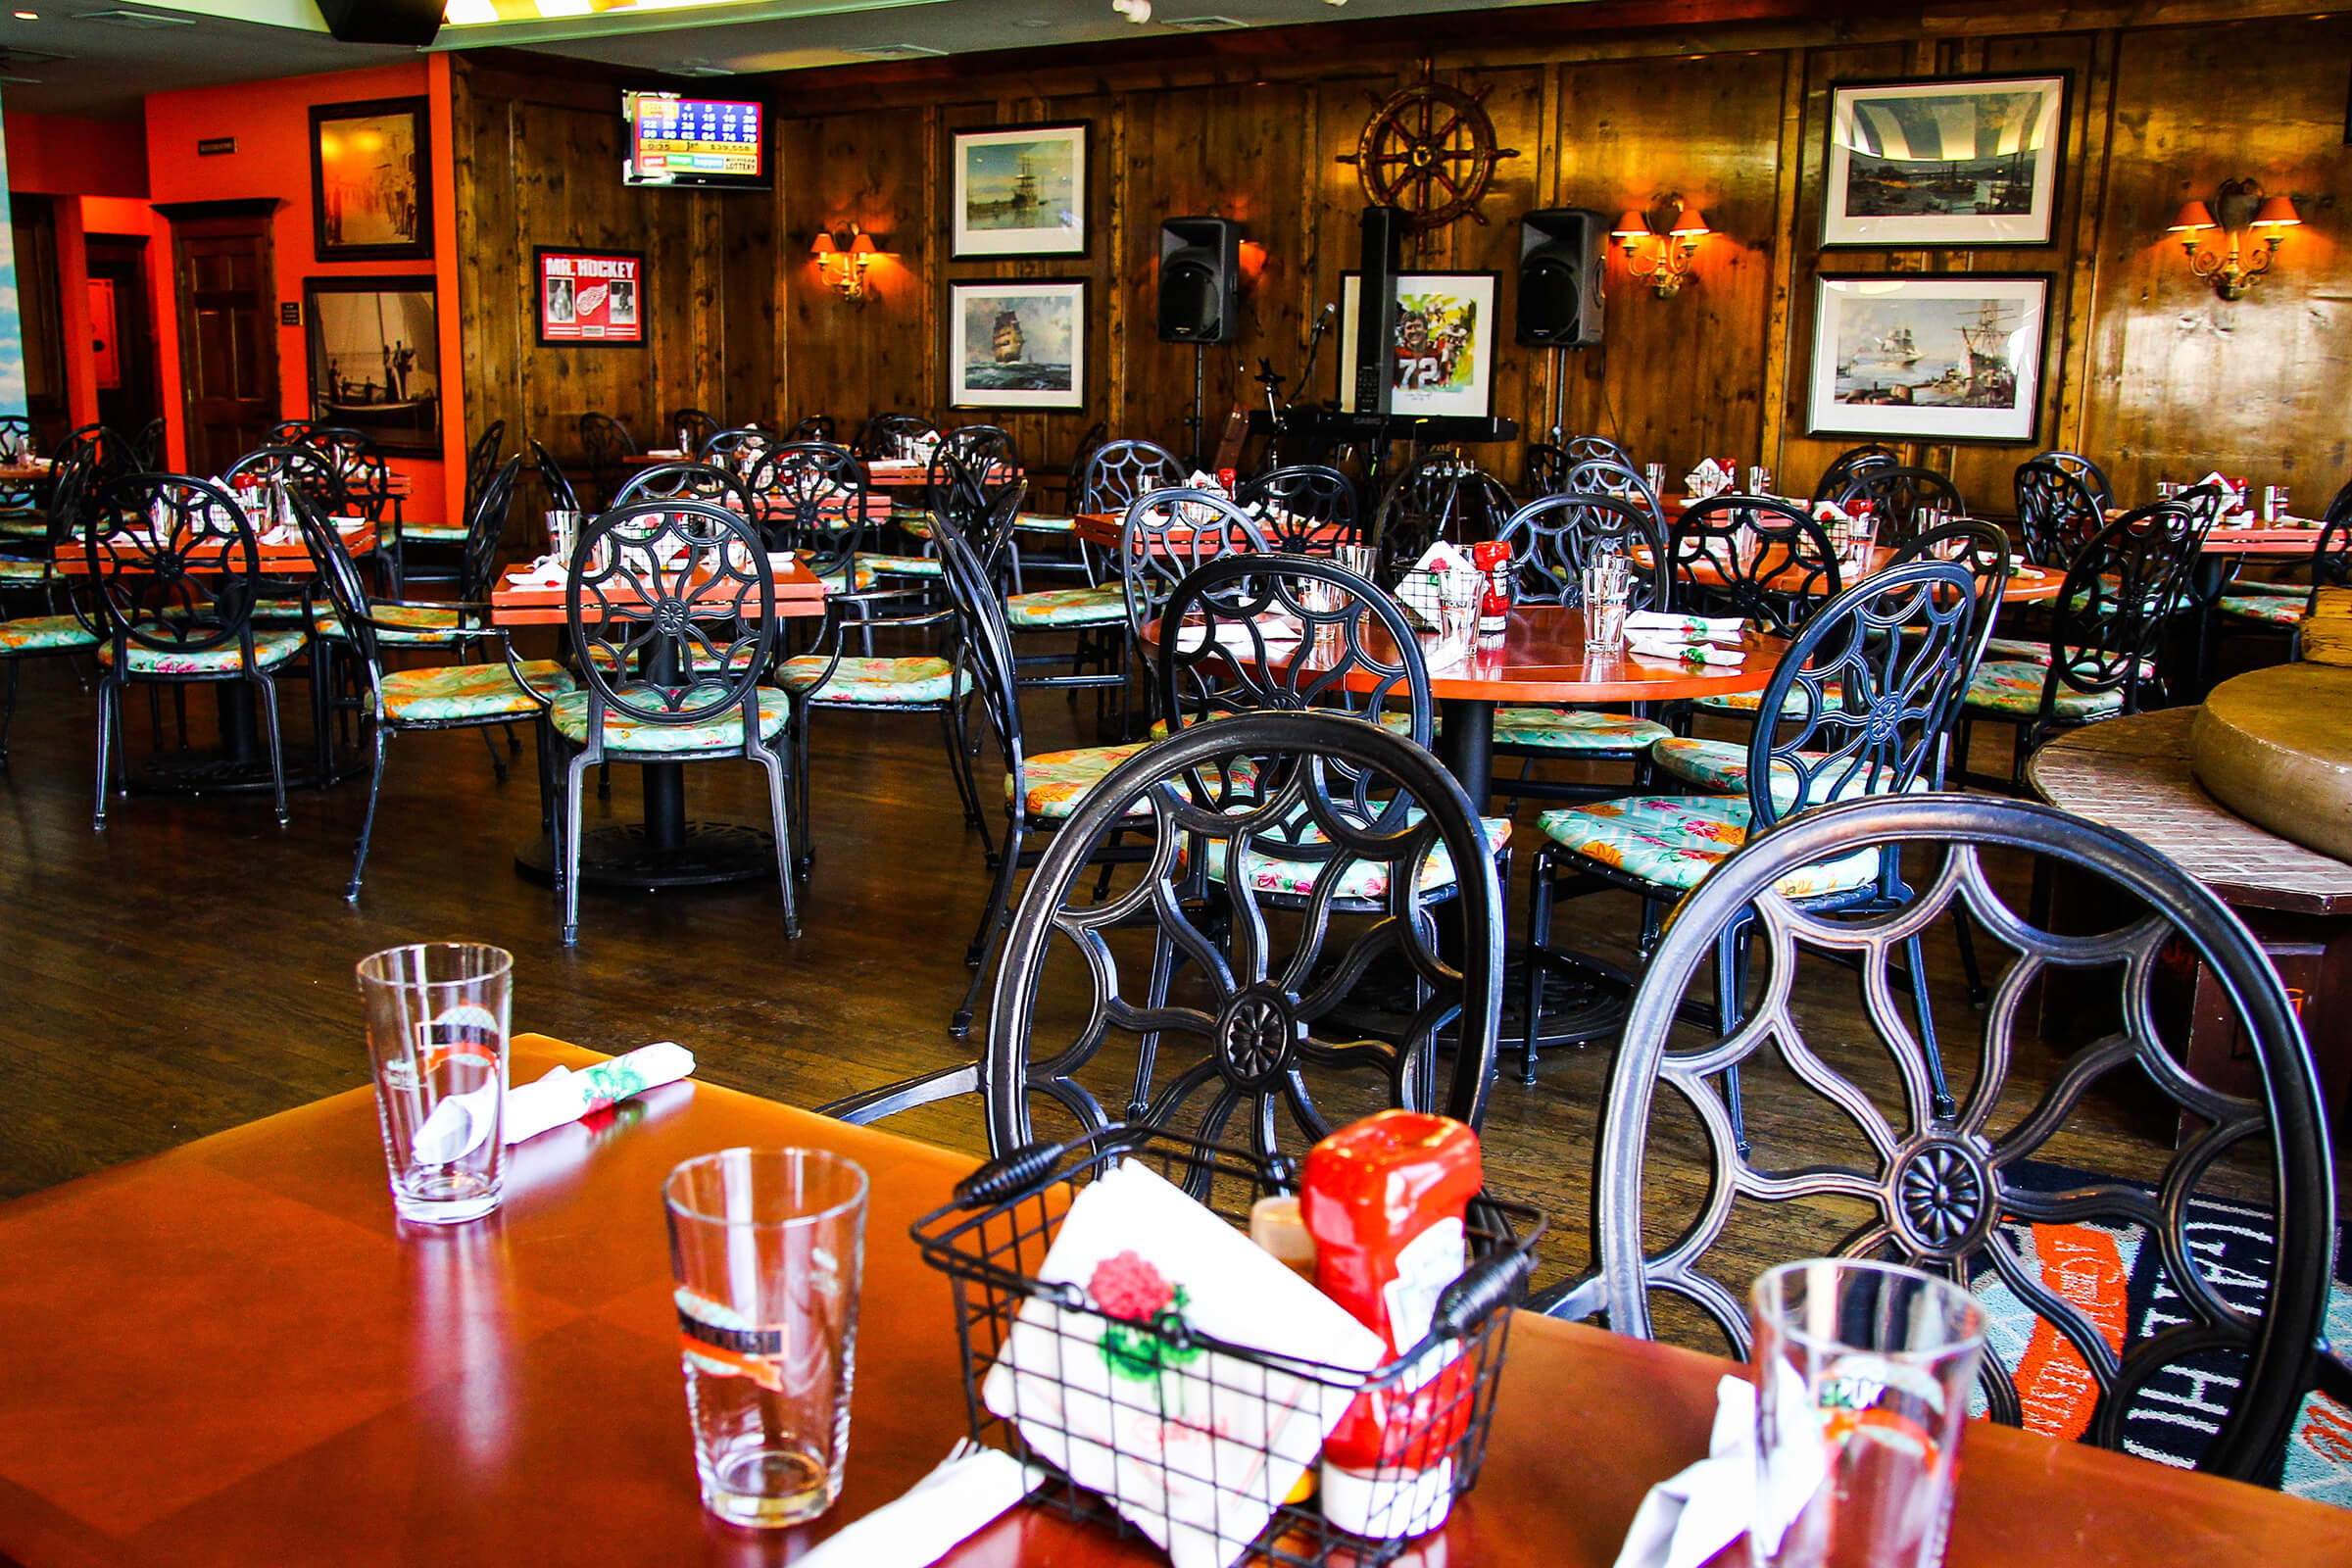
left=292, top=489, right=571, bottom=901
left=786, top=414, right=837, bottom=443
left=991, top=456, right=1180, bottom=707
left=821, top=709, right=1504, bottom=1158
left=2032, top=449, right=2114, bottom=510
left=855, top=411, right=941, bottom=461
left=667, top=408, right=720, bottom=455
left=1524, top=561, right=1979, bottom=1105
left=0, top=417, right=59, bottom=545
left=127, top=417, right=166, bottom=473
left=1833, top=464, right=1965, bottom=546
left=2014, top=455, right=2107, bottom=570
left=551, top=498, right=795, bottom=945
left=2219, top=477, right=2352, bottom=636
left=701, top=425, right=778, bottom=478
left=1811, top=442, right=1898, bottom=505
left=1675, top=496, right=1844, bottom=727
left=530, top=438, right=583, bottom=516
left=0, top=455, right=102, bottom=760
left=1954, top=498, right=2207, bottom=790
left=391, top=420, right=508, bottom=589
left=264, top=418, right=320, bottom=446
left=1559, top=791, right=2332, bottom=1486
left=86, top=473, right=302, bottom=828
left=1234, top=464, right=1357, bottom=554
left=224, top=443, right=347, bottom=519
left=742, top=444, right=874, bottom=598
left=1525, top=442, right=1570, bottom=496
left=577, top=412, right=636, bottom=508
left=1369, top=450, right=1515, bottom=578
left=1116, top=487, right=1273, bottom=727
left=614, top=458, right=756, bottom=512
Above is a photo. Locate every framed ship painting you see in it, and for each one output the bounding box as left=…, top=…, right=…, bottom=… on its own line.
left=1335, top=271, right=1498, bottom=418
left=1806, top=273, right=2048, bottom=443
left=310, top=96, right=431, bottom=263
left=1823, top=74, right=2067, bottom=247
left=949, top=279, right=1085, bottom=411
left=952, top=122, right=1088, bottom=259
left=304, top=275, right=441, bottom=454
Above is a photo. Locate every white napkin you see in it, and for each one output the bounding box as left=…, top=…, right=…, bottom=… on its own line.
left=1626, top=612, right=1743, bottom=643
left=507, top=555, right=568, bottom=589
left=1684, top=460, right=1732, bottom=499
left=982, top=1160, right=1385, bottom=1568
left=1173, top=615, right=1304, bottom=654
left=1627, top=637, right=1745, bottom=667
left=793, top=1444, right=1038, bottom=1568
left=1612, top=1374, right=1828, bottom=1568
left=1185, top=468, right=1227, bottom=494
left=504, top=1041, right=695, bottom=1145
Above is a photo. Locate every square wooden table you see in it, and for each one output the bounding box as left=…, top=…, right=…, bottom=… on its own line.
left=0, top=1034, right=2340, bottom=1567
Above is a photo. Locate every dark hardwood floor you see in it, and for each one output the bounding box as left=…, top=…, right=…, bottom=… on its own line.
left=0, top=632, right=2336, bottom=1349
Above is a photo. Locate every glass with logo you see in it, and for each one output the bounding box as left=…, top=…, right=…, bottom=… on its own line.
left=356, top=943, right=514, bottom=1224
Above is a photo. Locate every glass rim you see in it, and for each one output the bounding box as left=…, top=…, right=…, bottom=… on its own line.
left=1752, top=1256, right=1986, bottom=1355
left=664, top=1146, right=870, bottom=1229
left=355, top=942, right=514, bottom=988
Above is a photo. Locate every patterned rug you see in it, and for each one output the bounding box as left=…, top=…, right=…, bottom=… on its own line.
left=1965, top=1160, right=2351, bottom=1508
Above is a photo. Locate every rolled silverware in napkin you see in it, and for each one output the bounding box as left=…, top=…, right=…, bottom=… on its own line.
left=411, top=1043, right=696, bottom=1163
left=1624, top=612, right=1745, bottom=642
left=1626, top=637, right=1746, bottom=667
left=793, top=1441, right=1039, bottom=1568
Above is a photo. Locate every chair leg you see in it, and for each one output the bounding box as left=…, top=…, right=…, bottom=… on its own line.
left=253, top=674, right=288, bottom=825
left=347, top=724, right=391, bottom=901
left=92, top=676, right=118, bottom=829
left=534, top=719, right=557, bottom=836
left=1714, top=920, right=1750, bottom=1158
left=475, top=722, right=511, bottom=784
left=562, top=749, right=592, bottom=946
left=792, top=711, right=816, bottom=878
left=938, top=704, right=983, bottom=832
left=1521, top=854, right=1556, bottom=1085
left=956, top=816, right=1025, bottom=1037
left=1904, top=931, right=1959, bottom=1121
left=0, top=659, right=19, bottom=761
left=755, top=739, right=802, bottom=940
left=1952, top=904, right=1989, bottom=1006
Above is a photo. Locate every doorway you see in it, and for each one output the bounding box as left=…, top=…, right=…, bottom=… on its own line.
left=85, top=235, right=160, bottom=443
left=164, top=205, right=278, bottom=475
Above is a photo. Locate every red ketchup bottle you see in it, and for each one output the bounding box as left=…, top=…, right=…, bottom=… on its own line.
left=1300, top=1110, right=1483, bottom=1539
left=1469, top=540, right=1512, bottom=637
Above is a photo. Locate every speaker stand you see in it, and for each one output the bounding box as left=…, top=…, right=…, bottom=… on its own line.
left=1546, top=345, right=1570, bottom=447
left=1186, top=343, right=1208, bottom=469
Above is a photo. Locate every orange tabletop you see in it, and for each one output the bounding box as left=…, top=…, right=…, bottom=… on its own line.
left=864, top=459, right=1020, bottom=492
left=0, top=1033, right=2341, bottom=1568
left=0, top=462, right=51, bottom=485
left=1074, top=511, right=1354, bottom=554
left=55, top=517, right=377, bottom=575
left=2203, top=524, right=2328, bottom=556
left=1668, top=543, right=2063, bottom=605
left=488, top=555, right=828, bottom=626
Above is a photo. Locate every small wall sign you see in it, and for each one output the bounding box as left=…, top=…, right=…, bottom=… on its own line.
left=197, top=136, right=236, bottom=157
left=280, top=301, right=301, bottom=326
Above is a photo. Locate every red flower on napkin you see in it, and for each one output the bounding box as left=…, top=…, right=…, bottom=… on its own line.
left=1090, top=1250, right=1175, bottom=1323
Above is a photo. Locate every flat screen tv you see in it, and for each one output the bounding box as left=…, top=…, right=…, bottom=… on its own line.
left=622, top=90, right=767, bottom=190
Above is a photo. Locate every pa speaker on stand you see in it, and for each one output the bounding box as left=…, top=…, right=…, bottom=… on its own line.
left=1159, top=217, right=1242, bottom=466
left=1517, top=208, right=1606, bottom=444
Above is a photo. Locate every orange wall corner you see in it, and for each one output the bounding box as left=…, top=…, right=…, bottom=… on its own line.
left=5, top=110, right=147, bottom=199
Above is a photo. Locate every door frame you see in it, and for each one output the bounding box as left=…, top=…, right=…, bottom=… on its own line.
left=156, top=197, right=281, bottom=475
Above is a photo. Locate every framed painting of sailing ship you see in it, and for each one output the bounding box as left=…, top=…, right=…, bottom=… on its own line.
left=949, top=279, right=1085, bottom=410
left=951, top=122, right=1088, bottom=259
left=534, top=248, right=644, bottom=346
left=1823, top=74, right=2066, bottom=247
left=1806, top=273, right=2048, bottom=443
left=310, top=97, right=431, bottom=263
left=304, top=276, right=441, bottom=455
left=1334, top=271, right=1498, bottom=418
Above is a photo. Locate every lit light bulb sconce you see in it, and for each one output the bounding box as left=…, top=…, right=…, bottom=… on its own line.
left=1612, top=198, right=1711, bottom=299
left=2169, top=179, right=2301, bottom=301
left=809, top=223, right=881, bottom=302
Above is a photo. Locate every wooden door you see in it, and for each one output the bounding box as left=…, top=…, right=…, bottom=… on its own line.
left=170, top=215, right=276, bottom=474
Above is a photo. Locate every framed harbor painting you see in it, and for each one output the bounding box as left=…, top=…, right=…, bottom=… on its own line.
left=1335, top=271, right=1498, bottom=418
left=949, top=278, right=1085, bottom=410
left=1822, top=74, right=2066, bottom=247
left=1807, top=274, right=2048, bottom=443
left=310, top=96, right=431, bottom=263
left=952, top=122, right=1087, bottom=258
left=304, top=275, right=441, bottom=454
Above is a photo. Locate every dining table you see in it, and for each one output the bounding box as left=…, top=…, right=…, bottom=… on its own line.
left=1073, top=511, right=1356, bottom=555
left=0, top=1031, right=2341, bottom=1568
left=488, top=552, right=827, bottom=891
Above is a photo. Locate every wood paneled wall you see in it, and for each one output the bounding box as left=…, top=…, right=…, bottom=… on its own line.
left=452, top=57, right=774, bottom=467
left=457, top=3, right=2352, bottom=511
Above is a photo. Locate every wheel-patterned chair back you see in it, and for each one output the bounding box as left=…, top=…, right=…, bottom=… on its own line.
left=747, top=443, right=869, bottom=582
left=2014, top=458, right=2106, bottom=568
left=2033, top=449, right=2113, bottom=509
left=1234, top=465, right=1357, bottom=554
left=667, top=408, right=719, bottom=455
left=1561, top=455, right=1665, bottom=530
left=84, top=473, right=267, bottom=662
left=1370, top=451, right=1515, bottom=577
left=1117, top=487, right=1273, bottom=656
left=856, top=412, right=940, bottom=461
left=701, top=425, right=778, bottom=478
left=1670, top=495, right=1841, bottom=634
left=530, top=439, right=582, bottom=515
left=1495, top=492, right=1669, bottom=611
left=1833, top=465, right=1965, bottom=545
left=458, top=456, right=524, bottom=602
left=127, top=417, right=166, bottom=472
left=1076, top=437, right=1184, bottom=515
left=224, top=443, right=348, bottom=517
left=2031, top=497, right=2208, bottom=727
left=787, top=414, right=838, bottom=443
left=577, top=413, right=635, bottom=505
left=1811, top=442, right=1898, bottom=505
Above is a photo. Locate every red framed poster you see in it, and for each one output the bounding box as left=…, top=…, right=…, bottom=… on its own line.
left=535, top=247, right=645, bottom=346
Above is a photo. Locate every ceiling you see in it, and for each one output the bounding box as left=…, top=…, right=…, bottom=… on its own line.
left=0, top=0, right=1573, bottom=122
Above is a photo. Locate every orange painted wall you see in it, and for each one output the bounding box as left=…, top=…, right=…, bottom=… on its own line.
left=4, top=112, right=146, bottom=199
left=145, top=61, right=463, bottom=523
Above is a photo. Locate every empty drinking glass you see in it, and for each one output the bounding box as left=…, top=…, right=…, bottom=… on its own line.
left=666, top=1148, right=869, bottom=1529
left=1437, top=568, right=1481, bottom=641
left=1750, top=1259, right=1985, bottom=1568
left=356, top=943, right=514, bottom=1225
left=1643, top=462, right=1667, bottom=498
left=1582, top=553, right=1632, bottom=654
left=1748, top=466, right=1774, bottom=497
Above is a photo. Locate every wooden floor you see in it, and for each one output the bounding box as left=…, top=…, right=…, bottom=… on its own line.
left=0, top=631, right=2337, bottom=1350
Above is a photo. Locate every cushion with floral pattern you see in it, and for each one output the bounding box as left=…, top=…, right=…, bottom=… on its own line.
left=1494, top=706, right=1670, bottom=751
left=1005, top=585, right=1125, bottom=628
left=310, top=604, right=477, bottom=645
left=401, top=522, right=470, bottom=544
left=2220, top=593, right=2303, bottom=627
left=550, top=684, right=791, bottom=753
left=1011, top=742, right=1153, bottom=818
left=381, top=660, right=574, bottom=723
left=2230, top=577, right=2305, bottom=597
left=1962, top=660, right=2126, bottom=721
left=779, top=655, right=957, bottom=705
left=858, top=552, right=943, bottom=579
left=1148, top=709, right=1418, bottom=741
left=0, top=556, right=50, bottom=584
left=97, top=627, right=308, bottom=676
left=1198, top=810, right=1512, bottom=903
left=807, top=556, right=880, bottom=594
left=1015, top=514, right=1077, bottom=533
left=0, top=613, right=98, bottom=655
left=1649, top=735, right=1931, bottom=809
left=1982, top=636, right=2052, bottom=663
left=0, top=512, right=45, bottom=539
left=1695, top=681, right=1843, bottom=718
left=1538, top=794, right=1881, bottom=897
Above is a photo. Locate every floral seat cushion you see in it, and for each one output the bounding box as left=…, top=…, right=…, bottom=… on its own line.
left=808, top=556, right=881, bottom=594
left=1005, top=585, right=1125, bottom=628
left=1494, top=707, right=1670, bottom=751
left=1012, top=742, right=1153, bottom=818
left=381, top=660, right=574, bottom=722
left=1695, top=681, right=1843, bottom=718
left=858, top=552, right=943, bottom=579
left=310, top=604, right=476, bottom=644
left=97, top=627, right=308, bottom=675
left=0, top=511, right=45, bottom=539
left=1015, top=514, right=1077, bottom=533
left=2220, top=593, right=2303, bottom=627
left=0, top=556, right=50, bottom=585
left=779, top=655, right=957, bottom=705
left=1199, top=810, right=1513, bottom=903
left=0, top=613, right=98, bottom=655
left=1148, top=709, right=1417, bottom=740
left=1982, top=635, right=2053, bottom=663
left=1649, top=735, right=1930, bottom=809
left=1538, top=794, right=1881, bottom=898
left=550, top=684, right=791, bottom=753
left=2230, top=577, right=2305, bottom=597
left=1962, top=660, right=2127, bottom=721
left=401, top=522, right=470, bottom=544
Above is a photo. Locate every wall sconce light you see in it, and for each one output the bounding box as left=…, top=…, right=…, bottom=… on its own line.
left=810, top=224, right=880, bottom=302
left=2169, top=178, right=2300, bottom=301
left=1612, top=199, right=1710, bottom=298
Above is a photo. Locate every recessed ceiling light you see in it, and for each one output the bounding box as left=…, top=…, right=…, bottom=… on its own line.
left=74, top=8, right=194, bottom=25
left=13, top=12, right=38, bottom=21
left=841, top=41, right=946, bottom=59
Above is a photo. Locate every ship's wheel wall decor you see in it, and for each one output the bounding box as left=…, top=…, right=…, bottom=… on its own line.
left=1339, top=72, right=1521, bottom=233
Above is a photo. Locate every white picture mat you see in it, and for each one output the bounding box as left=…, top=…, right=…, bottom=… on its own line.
left=1335, top=271, right=1498, bottom=418
left=953, top=123, right=1088, bottom=258
left=949, top=279, right=1087, bottom=410
left=1823, top=74, right=2066, bottom=247
left=1806, top=274, right=2047, bottom=442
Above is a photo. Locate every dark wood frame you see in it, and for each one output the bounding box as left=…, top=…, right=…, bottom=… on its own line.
left=309, top=96, right=432, bottom=264
left=532, top=246, right=648, bottom=348
left=1335, top=270, right=1502, bottom=418
left=303, top=273, right=442, bottom=455
left=950, top=120, right=1091, bottom=260
left=947, top=276, right=1088, bottom=411
left=1805, top=271, right=2052, bottom=444
left=1821, top=72, right=2070, bottom=248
